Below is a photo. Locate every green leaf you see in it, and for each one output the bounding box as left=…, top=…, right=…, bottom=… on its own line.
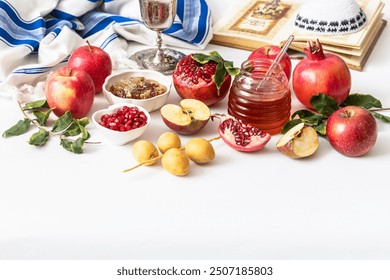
left=192, top=51, right=240, bottom=95
left=224, top=60, right=240, bottom=76
left=2, top=119, right=31, bottom=137
left=192, top=53, right=210, bottom=64
left=206, top=51, right=223, bottom=63
left=302, top=114, right=324, bottom=126
left=23, top=99, right=49, bottom=110
left=76, top=118, right=90, bottom=140
left=281, top=119, right=303, bottom=134
left=62, top=123, right=81, bottom=137
left=76, top=117, right=89, bottom=128
left=290, top=109, right=324, bottom=126
left=310, top=94, right=339, bottom=117
left=81, top=129, right=90, bottom=141
left=373, top=112, right=390, bottom=123
left=342, top=93, right=383, bottom=109
left=33, top=109, right=52, bottom=126
left=192, top=51, right=224, bottom=65
left=208, top=51, right=223, bottom=60
left=291, top=109, right=316, bottom=119
left=63, top=119, right=90, bottom=140
left=213, top=62, right=226, bottom=95
left=60, top=137, right=84, bottom=154
left=28, top=128, right=49, bottom=146
left=314, top=121, right=327, bottom=136
left=52, top=111, right=73, bottom=133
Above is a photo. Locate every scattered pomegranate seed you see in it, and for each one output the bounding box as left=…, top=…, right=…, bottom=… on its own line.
left=99, top=106, right=147, bottom=132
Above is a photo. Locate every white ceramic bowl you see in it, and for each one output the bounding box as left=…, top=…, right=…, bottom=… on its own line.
left=102, top=69, right=172, bottom=112
left=92, top=103, right=150, bottom=145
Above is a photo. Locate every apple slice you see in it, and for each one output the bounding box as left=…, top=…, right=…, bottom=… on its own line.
left=160, top=99, right=210, bottom=135
left=276, top=123, right=319, bottom=159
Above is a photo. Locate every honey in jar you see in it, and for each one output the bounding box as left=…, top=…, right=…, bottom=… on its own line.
left=228, top=58, right=291, bottom=135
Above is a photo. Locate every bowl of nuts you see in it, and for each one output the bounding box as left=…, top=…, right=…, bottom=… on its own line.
left=102, top=69, right=172, bottom=112
left=92, top=103, right=150, bottom=145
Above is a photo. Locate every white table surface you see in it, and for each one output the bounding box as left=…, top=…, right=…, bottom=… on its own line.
left=1, top=0, right=390, bottom=260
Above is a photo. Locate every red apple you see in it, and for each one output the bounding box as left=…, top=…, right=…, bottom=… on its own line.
left=326, top=106, right=377, bottom=157
left=160, top=99, right=211, bottom=135
left=45, top=66, right=95, bottom=119
left=67, top=41, right=112, bottom=94
left=248, top=45, right=292, bottom=80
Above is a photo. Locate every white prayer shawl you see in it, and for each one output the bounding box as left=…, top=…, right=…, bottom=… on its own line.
left=0, top=0, right=212, bottom=99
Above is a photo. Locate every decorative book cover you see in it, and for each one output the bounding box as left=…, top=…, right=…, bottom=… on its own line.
left=211, top=0, right=386, bottom=70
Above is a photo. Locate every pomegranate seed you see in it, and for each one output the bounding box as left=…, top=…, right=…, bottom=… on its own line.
left=218, top=117, right=267, bottom=147
left=99, top=106, right=147, bottom=132
left=173, top=54, right=217, bottom=84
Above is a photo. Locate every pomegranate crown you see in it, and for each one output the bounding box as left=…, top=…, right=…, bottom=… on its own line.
left=304, top=39, right=326, bottom=61
left=192, top=51, right=240, bottom=94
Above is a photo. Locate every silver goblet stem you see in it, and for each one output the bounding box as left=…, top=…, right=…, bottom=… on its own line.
left=153, top=31, right=164, bottom=65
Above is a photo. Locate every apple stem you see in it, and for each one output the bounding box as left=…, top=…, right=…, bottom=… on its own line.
left=86, top=40, right=92, bottom=53
left=122, top=136, right=221, bottom=173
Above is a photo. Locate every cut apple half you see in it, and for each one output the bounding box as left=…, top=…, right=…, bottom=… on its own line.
left=276, top=122, right=319, bottom=159
left=160, top=99, right=211, bottom=135
left=161, top=104, right=192, bottom=126
left=180, top=98, right=210, bottom=122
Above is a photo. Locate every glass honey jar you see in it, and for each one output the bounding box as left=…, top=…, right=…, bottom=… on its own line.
left=228, top=58, right=291, bottom=135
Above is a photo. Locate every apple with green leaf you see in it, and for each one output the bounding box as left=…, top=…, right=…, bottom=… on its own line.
left=326, top=106, right=377, bottom=157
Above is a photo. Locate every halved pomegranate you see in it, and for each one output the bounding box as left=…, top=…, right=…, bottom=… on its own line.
left=172, top=52, right=239, bottom=106
left=212, top=114, right=271, bottom=152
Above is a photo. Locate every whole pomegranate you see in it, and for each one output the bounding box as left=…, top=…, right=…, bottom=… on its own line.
left=212, top=114, right=271, bottom=152
left=172, top=52, right=239, bottom=106
left=292, top=39, right=351, bottom=109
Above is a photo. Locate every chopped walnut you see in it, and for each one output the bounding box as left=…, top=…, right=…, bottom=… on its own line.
left=109, top=77, right=167, bottom=99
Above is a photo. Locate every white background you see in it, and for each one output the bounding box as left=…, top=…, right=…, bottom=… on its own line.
left=1, top=0, right=390, bottom=262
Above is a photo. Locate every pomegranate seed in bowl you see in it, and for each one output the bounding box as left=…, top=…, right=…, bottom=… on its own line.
left=99, top=105, right=148, bottom=132
left=92, top=104, right=151, bottom=145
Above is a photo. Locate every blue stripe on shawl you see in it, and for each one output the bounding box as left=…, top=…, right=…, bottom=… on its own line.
left=192, top=0, right=210, bottom=44
left=81, top=12, right=137, bottom=38
left=0, top=1, right=45, bottom=30
left=13, top=66, right=53, bottom=75
left=0, top=27, right=37, bottom=50
left=165, top=23, right=183, bottom=33
left=176, top=0, right=184, bottom=21
left=100, top=33, right=118, bottom=49
left=50, top=9, right=77, bottom=20
left=45, top=18, right=78, bottom=33
left=166, top=0, right=211, bottom=45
